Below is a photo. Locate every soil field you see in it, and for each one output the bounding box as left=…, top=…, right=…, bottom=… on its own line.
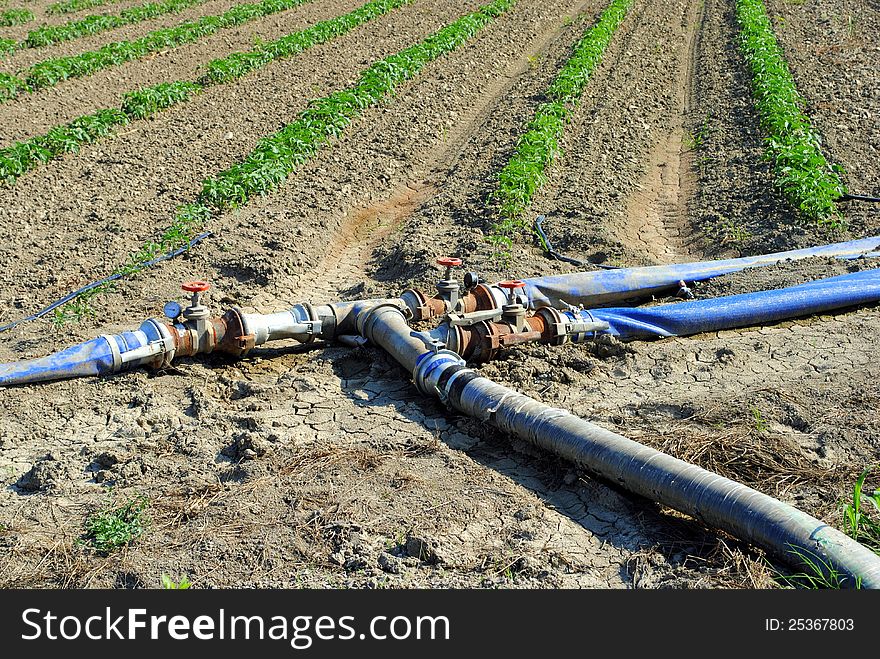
left=0, top=0, right=878, bottom=590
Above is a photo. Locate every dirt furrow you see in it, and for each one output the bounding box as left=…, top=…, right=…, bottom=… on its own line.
left=292, top=180, right=434, bottom=305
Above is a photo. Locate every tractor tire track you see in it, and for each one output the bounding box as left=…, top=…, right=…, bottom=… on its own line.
left=619, top=0, right=703, bottom=263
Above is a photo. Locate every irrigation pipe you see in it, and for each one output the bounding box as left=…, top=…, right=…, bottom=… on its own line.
left=0, top=231, right=211, bottom=333
left=840, top=193, right=880, bottom=204
left=356, top=303, right=880, bottom=588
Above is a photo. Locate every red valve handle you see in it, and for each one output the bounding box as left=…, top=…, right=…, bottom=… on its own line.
left=182, top=280, right=210, bottom=293
left=497, top=280, right=525, bottom=289
left=436, top=257, right=462, bottom=268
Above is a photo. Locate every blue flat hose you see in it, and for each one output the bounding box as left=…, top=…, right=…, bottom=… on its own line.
left=519, top=235, right=880, bottom=309
left=0, top=231, right=212, bottom=333
left=566, top=268, right=880, bottom=341
left=0, top=336, right=116, bottom=385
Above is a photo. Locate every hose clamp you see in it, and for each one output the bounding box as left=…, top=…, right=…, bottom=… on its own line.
left=412, top=349, right=465, bottom=397
left=100, top=335, right=123, bottom=372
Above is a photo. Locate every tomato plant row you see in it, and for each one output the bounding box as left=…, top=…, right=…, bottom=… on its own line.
left=0, top=0, right=317, bottom=102
left=491, top=0, right=632, bottom=247
left=736, top=0, right=845, bottom=225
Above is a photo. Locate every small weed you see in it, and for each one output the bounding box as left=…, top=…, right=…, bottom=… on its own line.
left=51, top=295, right=97, bottom=327
left=775, top=546, right=860, bottom=589
left=751, top=407, right=768, bottom=433
left=708, top=216, right=752, bottom=245
left=683, top=112, right=712, bottom=151
left=161, top=574, right=192, bottom=589
left=841, top=466, right=880, bottom=553
left=82, top=496, right=149, bottom=554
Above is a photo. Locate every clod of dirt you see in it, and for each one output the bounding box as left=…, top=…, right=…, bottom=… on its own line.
left=16, top=454, right=68, bottom=492
left=404, top=534, right=444, bottom=565
left=221, top=431, right=277, bottom=461
left=93, top=450, right=123, bottom=469
left=377, top=552, right=405, bottom=575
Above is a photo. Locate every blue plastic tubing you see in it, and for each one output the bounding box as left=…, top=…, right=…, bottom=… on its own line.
left=518, top=235, right=880, bottom=309
left=565, top=268, right=880, bottom=341
left=358, top=304, right=880, bottom=588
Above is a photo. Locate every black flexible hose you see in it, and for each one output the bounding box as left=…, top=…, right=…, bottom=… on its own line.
left=534, top=215, right=618, bottom=269
left=0, top=231, right=213, bottom=333
left=840, top=193, right=880, bottom=203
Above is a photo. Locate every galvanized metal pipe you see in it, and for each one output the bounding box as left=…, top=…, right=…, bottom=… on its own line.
left=359, top=304, right=880, bottom=588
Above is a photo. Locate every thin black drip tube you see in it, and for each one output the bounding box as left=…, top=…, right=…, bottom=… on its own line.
left=534, top=215, right=618, bottom=270
left=0, top=231, right=212, bottom=333
left=840, top=193, right=880, bottom=203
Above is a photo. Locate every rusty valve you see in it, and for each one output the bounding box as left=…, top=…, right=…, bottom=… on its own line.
left=181, top=280, right=211, bottom=321
left=436, top=257, right=463, bottom=313
left=498, top=280, right=527, bottom=333
left=436, top=257, right=462, bottom=280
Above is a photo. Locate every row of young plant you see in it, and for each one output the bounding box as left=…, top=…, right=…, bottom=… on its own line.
left=0, top=0, right=317, bottom=102
left=24, top=0, right=210, bottom=49
left=735, top=0, right=845, bottom=225
left=51, top=0, right=514, bottom=321
left=0, top=8, right=33, bottom=26
left=490, top=0, right=632, bottom=248
left=0, top=0, right=412, bottom=185
left=48, top=0, right=122, bottom=14
left=0, top=10, right=33, bottom=54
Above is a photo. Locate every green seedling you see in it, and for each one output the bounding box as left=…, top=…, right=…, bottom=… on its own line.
left=751, top=406, right=768, bottom=433
left=25, top=0, right=210, bottom=49
left=841, top=466, right=880, bottom=553
left=0, top=8, right=33, bottom=26
left=161, top=574, right=192, bottom=589
left=775, top=545, right=860, bottom=589
left=0, top=37, right=17, bottom=56
left=684, top=112, right=712, bottom=150
left=48, top=0, right=122, bottom=14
